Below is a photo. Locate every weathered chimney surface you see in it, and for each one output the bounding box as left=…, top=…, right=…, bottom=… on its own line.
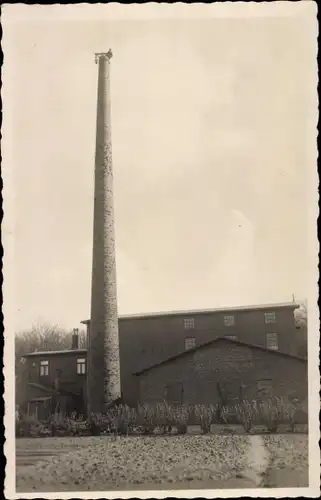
left=88, top=50, right=121, bottom=414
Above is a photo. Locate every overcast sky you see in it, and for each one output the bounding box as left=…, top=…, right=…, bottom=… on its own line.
left=5, top=8, right=315, bottom=331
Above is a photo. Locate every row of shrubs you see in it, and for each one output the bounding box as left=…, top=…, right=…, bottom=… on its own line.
left=16, top=397, right=307, bottom=438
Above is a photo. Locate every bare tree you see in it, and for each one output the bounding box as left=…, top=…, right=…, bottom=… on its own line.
left=294, top=300, right=308, bottom=329
left=294, top=300, right=308, bottom=359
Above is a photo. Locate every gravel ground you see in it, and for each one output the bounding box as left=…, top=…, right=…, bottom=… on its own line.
left=16, top=435, right=251, bottom=492
left=16, top=434, right=309, bottom=492
left=262, top=434, right=309, bottom=487
left=262, top=434, right=309, bottom=469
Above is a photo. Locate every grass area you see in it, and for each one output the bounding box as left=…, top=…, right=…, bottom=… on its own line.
left=16, top=434, right=309, bottom=492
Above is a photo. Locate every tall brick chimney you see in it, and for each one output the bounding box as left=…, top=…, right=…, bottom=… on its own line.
left=87, top=50, right=121, bottom=415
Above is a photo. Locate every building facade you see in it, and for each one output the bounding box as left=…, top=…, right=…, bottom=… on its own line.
left=83, top=301, right=301, bottom=406
left=135, top=337, right=308, bottom=415
left=22, top=349, right=87, bottom=419
left=21, top=302, right=304, bottom=416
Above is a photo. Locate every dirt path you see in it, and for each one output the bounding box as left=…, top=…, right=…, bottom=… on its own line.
left=240, top=435, right=270, bottom=486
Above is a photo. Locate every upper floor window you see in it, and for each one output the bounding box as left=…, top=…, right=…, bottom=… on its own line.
left=40, top=360, right=49, bottom=377
left=265, top=312, right=276, bottom=324
left=224, top=315, right=235, bottom=327
left=266, top=332, right=278, bottom=350
left=184, top=318, right=195, bottom=329
left=77, top=358, right=86, bottom=375
left=184, top=337, right=196, bottom=350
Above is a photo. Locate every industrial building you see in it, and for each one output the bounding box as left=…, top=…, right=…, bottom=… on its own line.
left=21, top=301, right=307, bottom=419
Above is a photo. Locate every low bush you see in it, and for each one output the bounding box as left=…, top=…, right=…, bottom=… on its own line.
left=16, top=413, right=53, bottom=437
left=194, top=404, right=217, bottom=433
left=258, top=397, right=296, bottom=432
left=232, top=396, right=297, bottom=433
left=17, top=397, right=302, bottom=438
left=234, top=401, right=256, bottom=432
left=135, top=404, right=157, bottom=434
left=169, top=403, right=190, bottom=434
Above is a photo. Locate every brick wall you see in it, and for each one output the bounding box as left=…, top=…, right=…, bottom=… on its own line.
left=23, top=306, right=299, bottom=411
left=119, top=305, right=298, bottom=405
left=137, top=339, right=308, bottom=412
left=26, top=352, right=87, bottom=399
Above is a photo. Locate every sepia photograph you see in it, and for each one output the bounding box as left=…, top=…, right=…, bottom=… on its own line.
left=2, top=2, right=319, bottom=498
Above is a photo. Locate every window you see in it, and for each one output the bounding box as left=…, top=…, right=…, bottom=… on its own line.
left=257, top=379, right=272, bottom=390
left=164, top=383, right=184, bottom=404
left=266, top=332, right=278, bottom=350
left=257, top=379, right=273, bottom=398
left=222, top=381, right=241, bottom=400
left=184, top=318, right=195, bottom=329
left=77, top=358, right=86, bottom=375
left=224, top=335, right=237, bottom=341
left=224, top=315, right=235, bottom=327
left=184, top=337, right=196, bottom=350
left=265, top=311, right=276, bottom=324
left=40, top=360, right=49, bottom=376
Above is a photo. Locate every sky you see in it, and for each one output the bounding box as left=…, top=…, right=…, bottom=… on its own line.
left=5, top=8, right=315, bottom=332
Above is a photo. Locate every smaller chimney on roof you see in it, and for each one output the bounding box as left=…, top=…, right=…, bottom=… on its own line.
left=43, top=340, right=50, bottom=351
left=71, top=328, right=79, bottom=350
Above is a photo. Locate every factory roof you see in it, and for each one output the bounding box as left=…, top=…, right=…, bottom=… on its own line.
left=81, top=301, right=299, bottom=324
left=23, top=348, right=87, bottom=357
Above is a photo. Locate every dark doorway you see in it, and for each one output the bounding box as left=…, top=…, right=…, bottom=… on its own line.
left=164, top=383, right=184, bottom=405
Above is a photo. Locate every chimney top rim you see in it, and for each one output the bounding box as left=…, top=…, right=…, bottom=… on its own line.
left=95, top=50, right=113, bottom=63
